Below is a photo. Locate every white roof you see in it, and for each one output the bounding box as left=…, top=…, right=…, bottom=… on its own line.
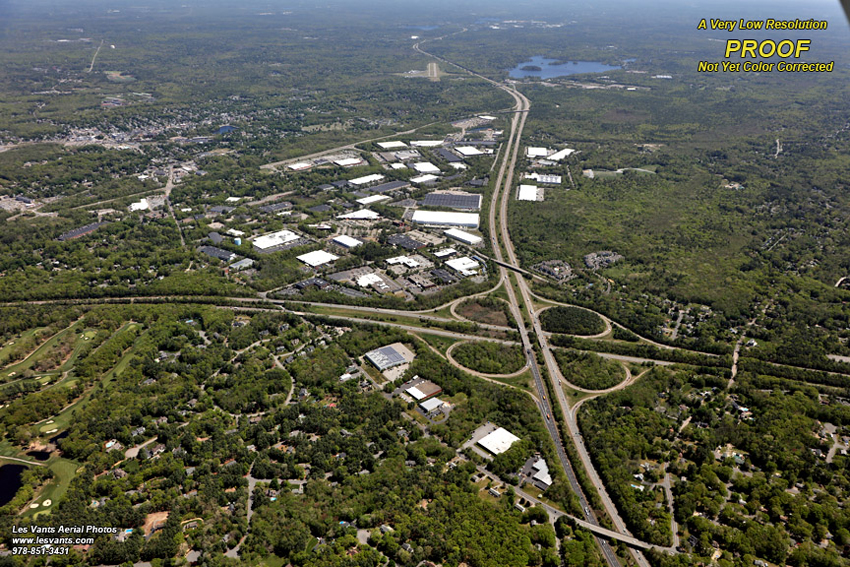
left=337, top=209, right=380, bottom=220
left=332, top=235, right=362, bottom=248
left=377, top=141, right=407, bottom=149
left=225, top=196, right=241, bottom=203
left=526, top=147, right=550, bottom=158
left=410, top=174, right=439, bottom=184
left=349, top=174, right=385, bottom=186
left=288, top=162, right=312, bottom=171
left=420, top=398, right=444, bottom=412
left=297, top=250, right=339, bottom=267
left=390, top=163, right=408, bottom=170
left=129, top=199, right=149, bottom=212
left=548, top=148, right=576, bottom=161
left=357, top=194, right=390, bottom=205
left=357, top=273, right=384, bottom=287
left=411, top=211, right=479, bottom=228
left=387, top=256, right=420, bottom=268
left=334, top=157, right=363, bottom=167
left=532, top=458, right=552, bottom=486
left=226, top=229, right=245, bottom=237
left=253, top=229, right=300, bottom=250
left=444, top=228, right=483, bottom=245
left=526, top=173, right=562, bottom=184
left=455, top=146, right=483, bottom=157
left=406, top=386, right=427, bottom=400
left=478, top=115, right=497, bottom=120
left=478, top=427, right=520, bottom=455
left=446, top=256, right=480, bottom=275
left=517, top=185, right=539, bottom=201
left=449, top=163, right=468, bottom=170
left=434, top=247, right=457, bottom=258
left=413, top=162, right=441, bottom=174
left=411, top=140, right=444, bottom=147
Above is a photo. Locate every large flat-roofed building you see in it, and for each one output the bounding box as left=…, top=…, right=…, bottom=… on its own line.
left=297, top=250, right=339, bottom=267
left=411, top=140, right=444, bottom=147
left=410, top=174, right=439, bottom=185
left=337, top=209, right=380, bottom=220
left=331, top=235, right=363, bottom=249
left=334, top=157, right=364, bottom=167
left=357, top=194, right=390, bottom=206
left=365, top=344, right=410, bottom=371
left=349, top=174, right=385, bottom=186
left=406, top=380, right=442, bottom=401
left=253, top=229, right=302, bottom=252
left=199, top=246, right=237, bottom=263
left=455, top=146, right=484, bottom=157
left=478, top=427, right=521, bottom=455
left=377, top=141, right=407, bottom=149
left=517, top=185, right=543, bottom=202
left=526, top=147, right=551, bottom=158
left=446, top=256, right=481, bottom=276
left=547, top=148, right=576, bottom=161
left=364, top=180, right=410, bottom=194
left=420, top=398, right=445, bottom=415
left=421, top=191, right=482, bottom=211
left=411, top=211, right=479, bottom=229
left=413, top=162, right=441, bottom=175
left=444, top=228, right=483, bottom=246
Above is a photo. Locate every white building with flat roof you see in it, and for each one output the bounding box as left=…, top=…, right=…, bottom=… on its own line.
left=413, top=162, right=441, bottom=174
left=297, top=250, right=339, bottom=267
left=548, top=148, right=576, bottom=161
left=455, top=146, right=484, bottom=157
left=410, top=174, right=439, bottom=184
left=446, top=256, right=480, bottom=276
left=331, top=235, right=362, bottom=249
left=411, top=211, right=479, bottom=229
left=517, top=185, right=542, bottom=202
left=349, top=174, right=385, bottom=186
left=478, top=427, right=521, bottom=455
left=337, top=209, right=380, bottom=220
left=334, top=157, right=364, bottom=167
left=288, top=162, right=312, bottom=171
left=443, top=228, right=482, bottom=245
left=411, top=140, right=444, bottom=147
left=357, top=194, right=390, bottom=205
left=526, top=147, right=550, bottom=158
left=253, top=229, right=301, bottom=251
left=377, top=141, right=407, bottom=149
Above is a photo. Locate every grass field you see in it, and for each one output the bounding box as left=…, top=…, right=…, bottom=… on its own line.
left=2, top=322, right=82, bottom=378
left=23, top=458, right=81, bottom=518
left=38, top=323, right=141, bottom=435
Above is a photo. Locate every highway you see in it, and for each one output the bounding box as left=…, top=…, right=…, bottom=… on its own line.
left=413, top=36, right=647, bottom=567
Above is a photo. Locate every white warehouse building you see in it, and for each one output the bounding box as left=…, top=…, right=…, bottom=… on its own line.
left=411, top=211, right=479, bottom=229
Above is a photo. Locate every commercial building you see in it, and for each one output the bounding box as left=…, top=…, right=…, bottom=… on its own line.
left=455, top=146, right=484, bottom=157
left=57, top=222, right=108, bottom=242
left=420, top=397, right=445, bottom=416
left=421, top=191, right=482, bottom=211
left=230, top=258, right=255, bottom=271
left=387, top=233, right=427, bottom=250
left=253, top=229, right=301, bottom=252
left=526, top=147, right=551, bottom=158
left=446, top=256, right=481, bottom=276
left=433, top=247, right=457, bottom=258
left=410, top=174, right=439, bottom=184
left=365, top=344, right=410, bottom=371
left=364, top=180, right=409, bottom=194
left=377, top=141, right=407, bottom=149
left=517, top=185, right=543, bottom=202
left=349, top=174, right=385, bottom=186
left=548, top=148, right=576, bottom=161
left=413, top=162, right=441, bottom=175
left=478, top=427, right=521, bottom=455
left=331, top=235, right=363, bottom=249
left=288, top=162, right=312, bottom=171
left=411, top=211, right=479, bottom=229
left=525, top=173, right=562, bottom=184
left=357, top=194, right=390, bottom=206
left=297, top=250, right=339, bottom=267
left=411, top=140, right=444, bottom=147
left=334, top=157, right=364, bottom=167
left=443, top=228, right=483, bottom=246
left=405, top=380, right=442, bottom=401
left=337, top=209, right=380, bottom=220
left=199, top=246, right=237, bottom=263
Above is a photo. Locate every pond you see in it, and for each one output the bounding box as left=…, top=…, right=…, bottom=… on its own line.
left=508, top=56, right=621, bottom=79
left=0, top=464, right=26, bottom=507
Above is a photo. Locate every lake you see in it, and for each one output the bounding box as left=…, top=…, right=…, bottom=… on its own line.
left=0, top=464, right=26, bottom=507
left=508, top=56, right=621, bottom=79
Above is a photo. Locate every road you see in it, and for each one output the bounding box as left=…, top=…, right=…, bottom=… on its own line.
left=87, top=40, right=104, bottom=73
left=414, top=35, right=650, bottom=567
